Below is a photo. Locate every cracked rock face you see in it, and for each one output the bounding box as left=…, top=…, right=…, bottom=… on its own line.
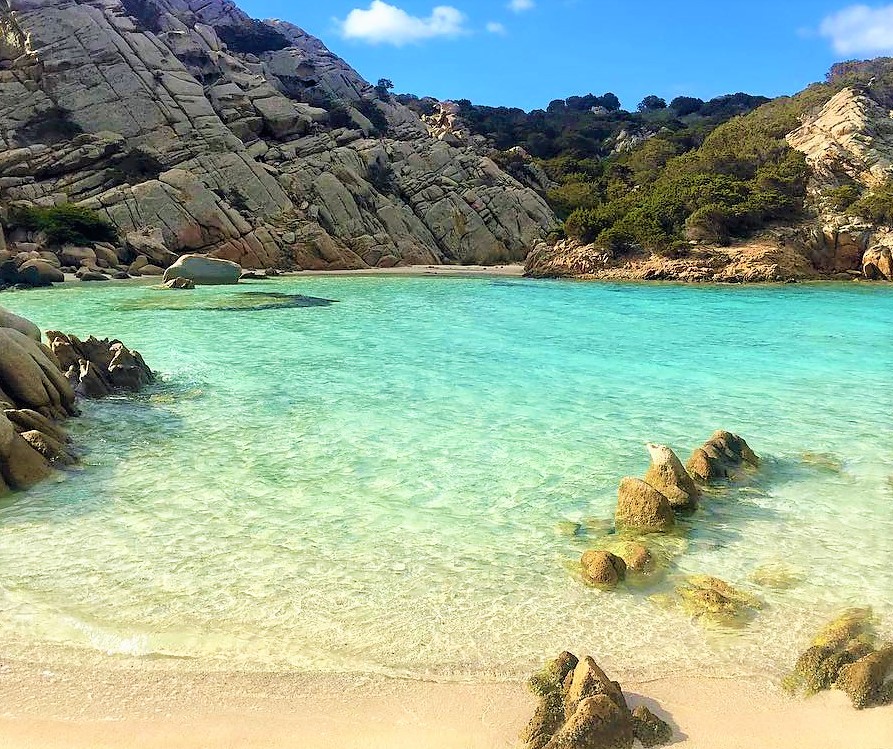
left=0, top=0, right=556, bottom=269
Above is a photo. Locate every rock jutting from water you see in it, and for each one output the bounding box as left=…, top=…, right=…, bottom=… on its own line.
left=787, top=608, right=893, bottom=709
left=521, top=652, right=672, bottom=749
left=47, top=332, right=154, bottom=398
left=163, top=255, right=242, bottom=286
left=686, top=430, right=759, bottom=483
left=0, top=307, right=153, bottom=495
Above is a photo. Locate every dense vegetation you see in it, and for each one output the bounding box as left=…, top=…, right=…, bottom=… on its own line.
left=401, top=59, right=893, bottom=254
left=9, top=205, right=118, bottom=246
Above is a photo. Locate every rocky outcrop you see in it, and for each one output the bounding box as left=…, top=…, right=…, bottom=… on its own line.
left=787, top=88, right=893, bottom=190
left=48, top=332, right=153, bottom=397
left=0, top=0, right=555, bottom=271
left=163, top=254, right=241, bottom=285
left=0, top=309, right=153, bottom=495
left=525, top=234, right=824, bottom=283
left=522, top=652, right=672, bottom=749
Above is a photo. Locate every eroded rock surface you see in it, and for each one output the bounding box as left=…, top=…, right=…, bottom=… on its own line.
left=522, top=652, right=672, bottom=749
left=47, top=332, right=154, bottom=397
left=0, top=0, right=555, bottom=271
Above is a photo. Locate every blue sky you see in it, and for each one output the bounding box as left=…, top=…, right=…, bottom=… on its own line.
left=238, top=1, right=893, bottom=110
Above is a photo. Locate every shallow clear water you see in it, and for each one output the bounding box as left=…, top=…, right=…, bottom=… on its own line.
left=1, top=277, right=892, bottom=681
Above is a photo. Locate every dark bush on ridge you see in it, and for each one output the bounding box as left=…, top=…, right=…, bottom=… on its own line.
left=10, top=204, right=118, bottom=246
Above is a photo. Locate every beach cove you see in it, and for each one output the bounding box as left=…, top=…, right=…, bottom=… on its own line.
left=0, top=274, right=892, bottom=746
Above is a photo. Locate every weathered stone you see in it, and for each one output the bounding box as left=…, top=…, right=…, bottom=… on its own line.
left=18, top=259, right=64, bottom=286
left=631, top=705, right=672, bottom=748
left=0, top=412, right=54, bottom=489
left=863, top=246, right=893, bottom=280
left=4, top=408, right=69, bottom=444
left=643, top=443, right=699, bottom=511
left=836, top=647, right=893, bottom=709
left=544, top=696, right=634, bottom=749
left=0, top=306, right=41, bottom=341
left=564, top=657, right=628, bottom=716
left=163, top=276, right=196, bottom=289
left=686, top=431, right=758, bottom=483
left=611, top=542, right=656, bottom=575
left=615, top=477, right=675, bottom=533
left=0, top=328, right=77, bottom=419
left=163, top=254, right=242, bottom=285
left=580, top=550, right=627, bottom=589
left=21, top=429, right=75, bottom=466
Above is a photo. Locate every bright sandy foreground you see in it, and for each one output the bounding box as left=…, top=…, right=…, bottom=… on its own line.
left=0, top=656, right=891, bottom=749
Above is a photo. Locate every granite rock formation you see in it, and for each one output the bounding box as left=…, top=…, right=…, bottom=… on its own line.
left=0, top=0, right=556, bottom=271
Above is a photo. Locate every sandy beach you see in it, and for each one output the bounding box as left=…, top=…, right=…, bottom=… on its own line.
left=0, top=654, right=891, bottom=749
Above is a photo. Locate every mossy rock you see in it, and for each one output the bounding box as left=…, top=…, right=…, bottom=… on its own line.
left=836, top=646, right=893, bottom=709
left=676, top=575, right=762, bottom=627
left=784, top=608, right=878, bottom=696
left=631, top=704, right=673, bottom=747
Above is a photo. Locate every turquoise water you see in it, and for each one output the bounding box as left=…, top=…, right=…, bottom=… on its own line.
left=1, top=276, right=892, bottom=681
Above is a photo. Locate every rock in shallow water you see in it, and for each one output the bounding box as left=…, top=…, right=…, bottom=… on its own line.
left=580, top=550, right=627, bottom=589
left=686, top=430, right=758, bottom=483
left=47, top=332, right=154, bottom=398
left=615, top=477, right=675, bottom=533
left=643, top=442, right=699, bottom=511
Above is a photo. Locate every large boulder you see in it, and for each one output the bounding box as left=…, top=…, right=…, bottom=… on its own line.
left=643, top=443, right=699, bottom=511
left=19, top=259, right=64, bottom=286
left=0, top=328, right=77, bottom=419
left=124, top=231, right=179, bottom=268
left=0, top=306, right=41, bottom=341
left=863, top=246, right=893, bottom=280
left=0, top=412, right=54, bottom=490
left=615, top=478, right=675, bottom=533
left=163, top=254, right=242, bottom=285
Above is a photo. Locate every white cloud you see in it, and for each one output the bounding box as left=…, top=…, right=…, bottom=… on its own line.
left=508, top=0, right=535, bottom=11
left=820, top=4, right=893, bottom=54
left=339, top=1, right=468, bottom=45
left=486, top=21, right=507, bottom=34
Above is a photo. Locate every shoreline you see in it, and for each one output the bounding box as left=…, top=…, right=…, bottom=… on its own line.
left=0, top=655, right=890, bottom=748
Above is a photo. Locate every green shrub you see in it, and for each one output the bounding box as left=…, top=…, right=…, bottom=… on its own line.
left=850, top=183, right=893, bottom=224
left=10, top=204, right=118, bottom=245
left=824, top=184, right=862, bottom=212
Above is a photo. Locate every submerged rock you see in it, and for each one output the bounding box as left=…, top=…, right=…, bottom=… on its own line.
left=686, top=430, right=758, bottom=483
left=676, top=575, right=762, bottom=627
left=611, top=541, right=657, bottom=576
left=643, top=443, right=700, bottom=511
left=164, top=277, right=196, bottom=290
left=523, top=653, right=671, bottom=749
left=615, top=477, right=675, bottom=533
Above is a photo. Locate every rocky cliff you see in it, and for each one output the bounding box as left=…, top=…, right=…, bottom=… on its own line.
left=0, top=0, right=556, bottom=270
